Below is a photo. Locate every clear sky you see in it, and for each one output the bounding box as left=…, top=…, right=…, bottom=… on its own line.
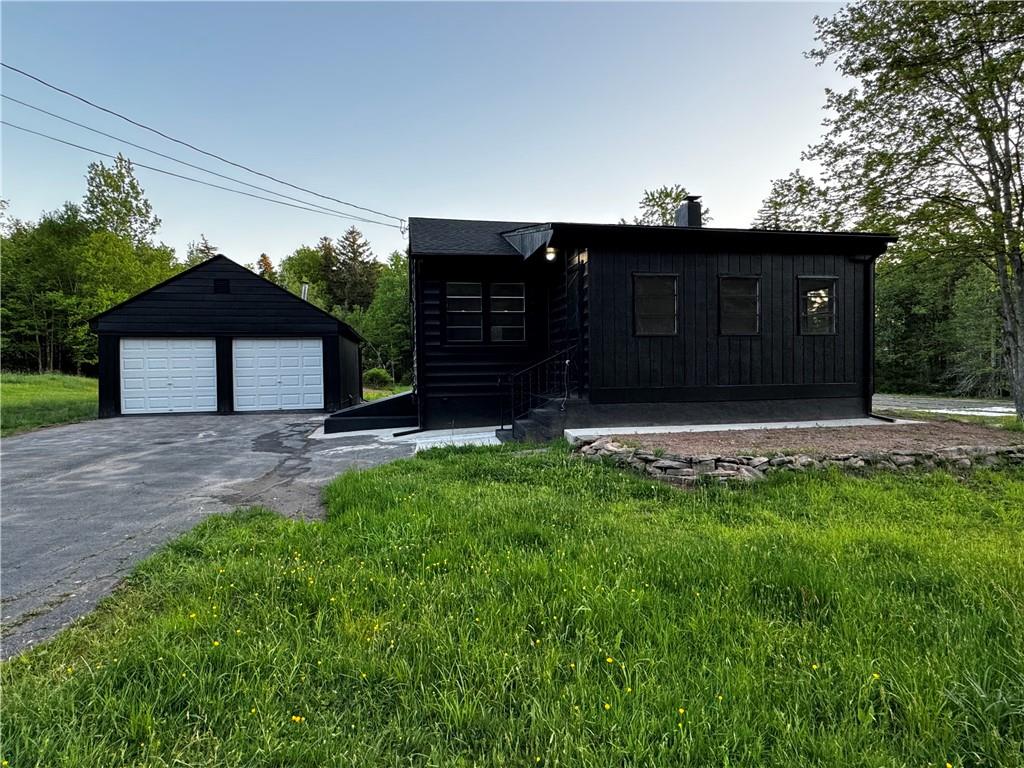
left=1, top=1, right=845, bottom=264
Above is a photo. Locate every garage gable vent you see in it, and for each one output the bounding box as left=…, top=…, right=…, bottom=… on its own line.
left=213, top=279, right=230, bottom=294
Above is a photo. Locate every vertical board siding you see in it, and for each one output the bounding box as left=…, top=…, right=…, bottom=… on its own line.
left=587, top=246, right=870, bottom=400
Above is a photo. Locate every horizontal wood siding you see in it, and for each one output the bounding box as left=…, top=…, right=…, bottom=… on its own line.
left=415, top=255, right=554, bottom=428
left=587, top=245, right=871, bottom=403
left=93, top=258, right=340, bottom=336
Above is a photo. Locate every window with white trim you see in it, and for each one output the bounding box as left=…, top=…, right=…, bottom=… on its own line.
left=490, top=282, right=525, bottom=342
left=446, top=282, right=483, bottom=342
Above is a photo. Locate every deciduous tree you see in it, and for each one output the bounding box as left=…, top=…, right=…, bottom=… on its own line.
left=82, top=154, right=161, bottom=246
left=808, top=1, right=1024, bottom=418
left=622, top=184, right=712, bottom=226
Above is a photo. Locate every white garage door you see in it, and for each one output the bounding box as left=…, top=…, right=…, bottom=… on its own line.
left=120, top=338, right=217, bottom=414
left=233, top=338, right=324, bottom=411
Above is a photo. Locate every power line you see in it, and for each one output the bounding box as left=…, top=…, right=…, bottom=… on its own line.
left=2, top=94, right=397, bottom=229
left=1, top=62, right=406, bottom=228
left=2, top=120, right=403, bottom=228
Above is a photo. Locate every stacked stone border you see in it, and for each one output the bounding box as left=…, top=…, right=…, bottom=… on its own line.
left=573, top=436, right=1024, bottom=486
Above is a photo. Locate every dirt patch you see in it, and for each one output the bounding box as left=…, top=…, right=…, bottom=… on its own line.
left=612, top=420, right=1021, bottom=458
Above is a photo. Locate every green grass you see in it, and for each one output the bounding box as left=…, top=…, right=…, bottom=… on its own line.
left=0, top=372, right=98, bottom=436
left=363, top=385, right=411, bottom=402
left=879, top=408, right=1024, bottom=432
left=3, top=447, right=1023, bottom=766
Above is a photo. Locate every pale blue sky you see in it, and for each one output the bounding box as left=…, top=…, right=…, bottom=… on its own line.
left=1, top=1, right=844, bottom=263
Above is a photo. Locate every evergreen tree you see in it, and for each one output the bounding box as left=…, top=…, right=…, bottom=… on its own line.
left=184, top=234, right=218, bottom=266
left=320, top=227, right=380, bottom=312
left=256, top=253, right=276, bottom=281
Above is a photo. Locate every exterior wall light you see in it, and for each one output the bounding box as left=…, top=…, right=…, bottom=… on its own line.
left=545, top=246, right=557, bottom=262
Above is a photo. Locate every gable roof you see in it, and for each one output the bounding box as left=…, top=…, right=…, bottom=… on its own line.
left=408, top=217, right=537, bottom=257
left=89, top=255, right=363, bottom=342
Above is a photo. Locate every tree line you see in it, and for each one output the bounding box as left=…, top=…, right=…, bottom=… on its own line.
left=746, top=1, right=1022, bottom=416
left=4, top=2, right=1019, bottom=415
left=0, top=154, right=412, bottom=382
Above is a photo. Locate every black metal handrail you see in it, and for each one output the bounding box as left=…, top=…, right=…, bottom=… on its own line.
left=498, top=345, right=577, bottom=434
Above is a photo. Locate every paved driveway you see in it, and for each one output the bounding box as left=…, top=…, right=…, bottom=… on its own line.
left=875, top=393, right=1016, bottom=418
left=1, top=413, right=415, bottom=658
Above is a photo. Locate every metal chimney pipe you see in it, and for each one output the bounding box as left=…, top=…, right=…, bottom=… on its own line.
left=301, top=282, right=309, bottom=300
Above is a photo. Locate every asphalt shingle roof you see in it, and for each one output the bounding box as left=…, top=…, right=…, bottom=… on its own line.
left=408, top=217, right=538, bottom=256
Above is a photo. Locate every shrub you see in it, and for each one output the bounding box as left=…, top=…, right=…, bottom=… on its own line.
left=363, top=367, right=394, bottom=389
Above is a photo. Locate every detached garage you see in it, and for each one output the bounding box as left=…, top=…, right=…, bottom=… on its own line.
left=90, top=255, right=362, bottom=418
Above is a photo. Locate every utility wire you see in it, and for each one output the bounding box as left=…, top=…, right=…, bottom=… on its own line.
left=1, top=62, right=406, bottom=227
left=2, top=94, right=398, bottom=229
left=2, top=120, right=403, bottom=228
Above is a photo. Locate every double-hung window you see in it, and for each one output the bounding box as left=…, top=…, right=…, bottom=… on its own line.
left=719, top=276, right=760, bottom=335
left=490, top=283, right=525, bottom=342
left=798, top=277, right=837, bottom=335
left=446, top=282, right=483, bottom=342
left=633, top=274, right=678, bottom=336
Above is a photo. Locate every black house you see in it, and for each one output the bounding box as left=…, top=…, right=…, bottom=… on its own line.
left=377, top=200, right=895, bottom=437
left=91, top=256, right=362, bottom=417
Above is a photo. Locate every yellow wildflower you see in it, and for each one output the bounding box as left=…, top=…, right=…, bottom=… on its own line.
left=603, top=703, right=611, bottom=710
left=605, top=657, right=614, bottom=664
left=212, top=640, right=220, bottom=647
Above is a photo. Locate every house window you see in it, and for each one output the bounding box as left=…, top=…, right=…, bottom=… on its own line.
left=213, top=279, right=230, bottom=294
left=633, top=274, right=677, bottom=336
left=719, top=276, right=760, bottom=335
left=490, top=282, right=525, bottom=342
left=799, top=277, right=837, bottom=335
left=446, top=282, right=483, bottom=342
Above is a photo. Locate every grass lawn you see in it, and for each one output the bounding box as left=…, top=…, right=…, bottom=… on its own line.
left=879, top=408, right=1024, bottom=433
left=2, top=447, right=1023, bottom=766
left=0, top=372, right=98, bottom=437
left=363, top=385, right=412, bottom=402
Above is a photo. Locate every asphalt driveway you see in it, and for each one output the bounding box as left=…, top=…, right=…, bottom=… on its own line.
left=1, top=413, right=415, bottom=658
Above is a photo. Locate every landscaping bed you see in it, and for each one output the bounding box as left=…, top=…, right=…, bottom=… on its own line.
left=579, top=421, right=1024, bottom=485
left=2, top=445, right=1023, bottom=766
left=605, top=420, right=1021, bottom=457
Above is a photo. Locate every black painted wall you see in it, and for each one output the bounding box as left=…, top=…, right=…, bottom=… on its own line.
left=91, top=256, right=360, bottom=417
left=413, top=254, right=560, bottom=429
left=411, top=231, right=883, bottom=430
left=585, top=245, right=873, bottom=410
